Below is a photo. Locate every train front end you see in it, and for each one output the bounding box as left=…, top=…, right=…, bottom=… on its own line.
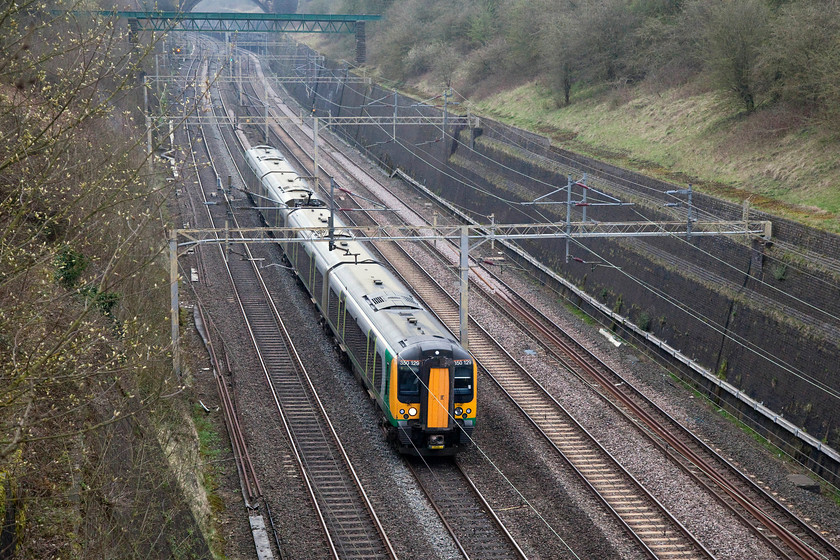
left=388, top=343, right=476, bottom=456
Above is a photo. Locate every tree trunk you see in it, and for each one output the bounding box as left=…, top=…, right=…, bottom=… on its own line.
left=0, top=479, right=17, bottom=560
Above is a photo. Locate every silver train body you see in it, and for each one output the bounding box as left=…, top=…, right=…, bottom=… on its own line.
left=243, top=145, right=477, bottom=455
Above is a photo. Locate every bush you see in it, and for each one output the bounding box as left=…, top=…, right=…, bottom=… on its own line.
left=54, top=246, right=89, bottom=288
left=639, top=311, right=652, bottom=331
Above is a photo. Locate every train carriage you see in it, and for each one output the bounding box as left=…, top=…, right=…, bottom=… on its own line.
left=244, top=145, right=476, bottom=455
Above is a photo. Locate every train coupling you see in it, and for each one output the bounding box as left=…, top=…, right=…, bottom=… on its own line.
left=427, top=434, right=445, bottom=450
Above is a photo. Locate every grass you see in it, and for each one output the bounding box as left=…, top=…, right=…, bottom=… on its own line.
left=716, top=406, right=782, bottom=455
left=564, top=299, right=596, bottom=326
left=189, top=404, right=226, bottom=558
left=471, top=80, right=840, bottom=233
left=829, top=485, right=840, bottom=507
left=190, top=404, right=224, bottom=510
left=712, top=401, right=840, bottom=502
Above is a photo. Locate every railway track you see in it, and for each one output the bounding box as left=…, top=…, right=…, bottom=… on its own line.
left=381, top=238, right=713, bottom=560
left=369, top=135, right=840, bottom=558
left=224, top=54, right=504, bottom=555
left=220, top=43, right=840, bottom=559
left=221, top=235, right=394, bottom=560
left=226, top=51, right=544, bottom=557
left=389, top=164, right=840, bottom=559
left=171, top=48, right=265, bottom=507
left=305, top=78, right=840, bottom=558
left=481, top=268, right=840, bottom=560
left=366, top=130, right=840, bottom=559
left=175, top=40, right=396, bottom=559
left=406, top=459, right=527, bottom=560
left=228, top=49, right=714, bottom=558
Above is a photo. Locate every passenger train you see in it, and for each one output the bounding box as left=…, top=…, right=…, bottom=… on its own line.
left=243, top=145, right=477, bottom=455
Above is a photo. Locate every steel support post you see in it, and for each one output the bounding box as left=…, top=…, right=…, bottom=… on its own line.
left=459, top=225, right=470, bottom=350
left=489, top=213, right=495, bottom=251
left=263, top=73, right=268, bottom=143
left=225, top=220, right=230, bottom=261
left=742, top=199, right=751, bottom=242
left=687, top=184, right=693, bottom=238
left=565, top=175, right=572, bottom=263
left=313, top=116, right=319, bottom=191
left=581, top=173, right=588, bottom=223
left=237, top=54, right=243, bottom=108
left=169, top=231, right=181, bottom=378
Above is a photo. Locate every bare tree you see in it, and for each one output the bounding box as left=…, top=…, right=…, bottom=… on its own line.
left=0, top=2, right=205, bottom=557
left=761, top=0, right=840, bottom=123
left=467, top=0, right=498, bottom=47
left=694, top=0, right=770, bottom=112
left=538, top=3, right=579, bottom=105
left=1, top=0, right=164, bottom=455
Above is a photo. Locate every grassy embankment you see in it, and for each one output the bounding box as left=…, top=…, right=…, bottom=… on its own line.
left=469, top=80, right=840, bottom=234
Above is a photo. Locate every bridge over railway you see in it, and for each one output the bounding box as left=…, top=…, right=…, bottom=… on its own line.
left=70, top=10, right=381, bottom=62
left=122, top=11, right=380, bottom=62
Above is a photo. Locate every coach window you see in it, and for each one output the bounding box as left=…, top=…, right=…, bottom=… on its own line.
left=298, top=249, right=312, bottom=289
left=313, top=271, right=324, bottom=306
left=345, top=316, right=367, bottom=364
left=328, top=288, right=340, bottom=327
left=378, top=355, right=387, bottom=396
left=366, top=334, right=377, bottom=380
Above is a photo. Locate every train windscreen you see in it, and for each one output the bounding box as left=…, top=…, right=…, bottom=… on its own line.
left=454, top=362, right=473, bottom=402
left=397, top=363, right=420, bottom=402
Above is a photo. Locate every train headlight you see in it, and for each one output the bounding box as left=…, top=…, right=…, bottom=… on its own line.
left=408, top=407, right=417, bottom=416
left=466, top=408, right=472, bottom=415
left=454, top=407, right=463, bottom=417
left=399, top=409, right=405, bottom=415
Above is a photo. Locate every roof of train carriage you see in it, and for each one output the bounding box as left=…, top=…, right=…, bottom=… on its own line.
left=248, top=146, right=460, bottom=351
left=330, top=253, right=461, bottom=352
left=282, top=207, right=459, bottom=351
left=247, top=145, right=312, bottom=201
